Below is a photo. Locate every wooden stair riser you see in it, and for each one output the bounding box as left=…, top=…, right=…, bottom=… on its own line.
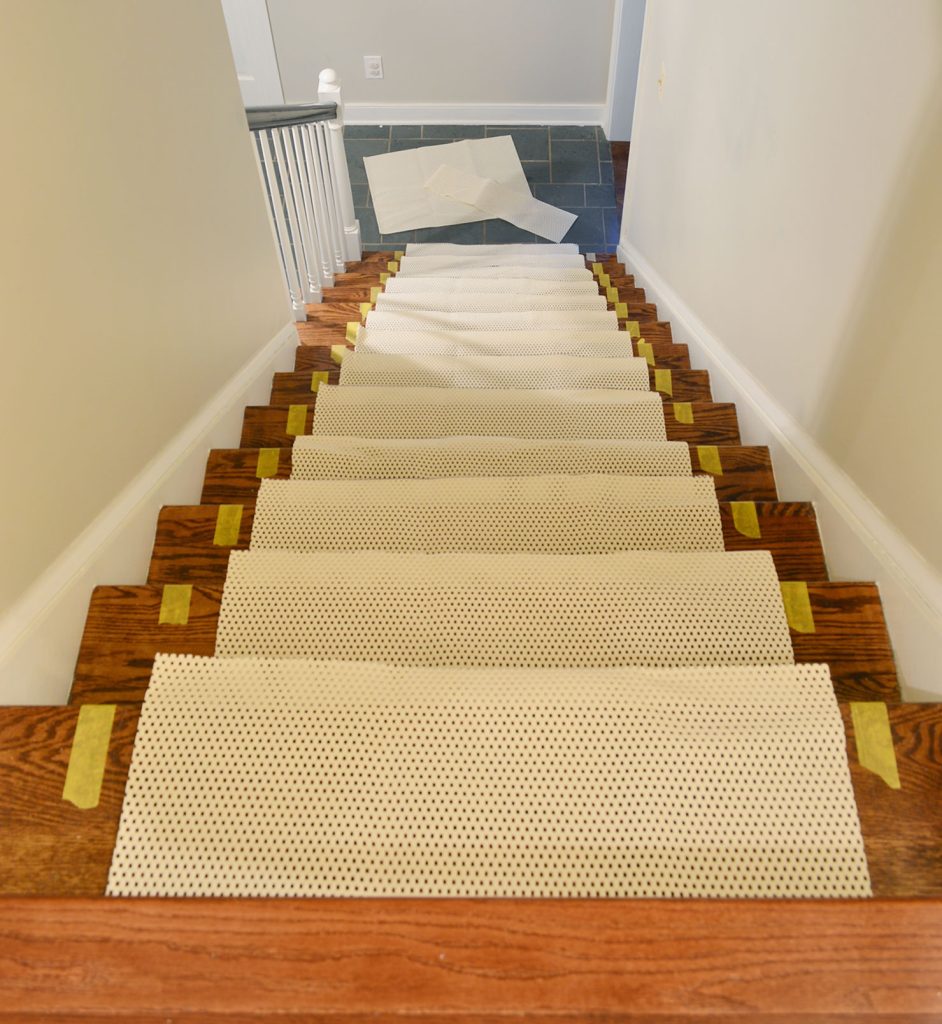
left=201, top=445, right=779, bottom=504
left=146, top=502, right=827, bottom=586
left=69, top=582, right=898, bottom=707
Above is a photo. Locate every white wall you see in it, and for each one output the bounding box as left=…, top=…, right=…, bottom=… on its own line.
left=620, top=0, right=942, bottom=698
left=267, top=0, right=615, bottom=123
left=0, top=1, right=291, bottom=703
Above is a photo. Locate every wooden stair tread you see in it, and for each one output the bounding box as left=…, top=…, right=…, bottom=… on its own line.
left=69, top=582, right=898, bottom=706
left=269, top=368, right=713, bottom=404
left=1, top=701, right=933, bottom=897
left=201, top=445, right=778, bottom=503
left=145, top=501, right=826, bottom=585
left=239, top=402, right=741, bottom=448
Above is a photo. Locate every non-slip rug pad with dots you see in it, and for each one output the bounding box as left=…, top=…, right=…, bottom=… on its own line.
left=106, top=655, right=871, bottom=898
left=251, top=475, right=723, bottom=554
left=397, top=253, right=587, bottom=272
left=290, top=436, right=694, bottom=480
left=383, top=275, right=600, bottom=295
left=355, top=328, right=636, bottom=357
left=338, top=353, right=650, bottom=390
left=406, top=243, right=580, bottom=254
left=215, top=549, right=793, bottom=666
left=310, top=386, right=667, bottom=440
left=396, top=264, right=594, bottom=280
left=363, top=309, right=619, bottom=332
left=372, top=292, right=608, bottom=312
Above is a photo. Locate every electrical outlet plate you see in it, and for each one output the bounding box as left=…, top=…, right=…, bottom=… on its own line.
left=364, top=56, right=384, bottom=79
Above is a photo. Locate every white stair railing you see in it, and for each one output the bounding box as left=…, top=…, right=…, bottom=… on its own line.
left=248, top=69, right=361, bottom=321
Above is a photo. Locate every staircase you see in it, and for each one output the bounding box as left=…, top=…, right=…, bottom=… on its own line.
left=1, top=246, right=941, bottom=1018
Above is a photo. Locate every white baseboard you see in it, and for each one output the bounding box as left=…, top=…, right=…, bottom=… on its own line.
left=0, top=322, right=298, bottom=706
left=344, top=102, right=605, bottom=126
left=619, top=242, right=942, bottom=701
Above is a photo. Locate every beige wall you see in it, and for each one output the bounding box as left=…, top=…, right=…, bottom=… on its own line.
left=0, top=1, right=289, bottom=614
left=267, top=0, right=614, bottom=107
left=622, top=0, right=942, bottom=572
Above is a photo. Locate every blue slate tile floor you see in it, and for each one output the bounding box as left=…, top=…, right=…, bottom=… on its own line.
left=345, top=124, right=617, bottom=254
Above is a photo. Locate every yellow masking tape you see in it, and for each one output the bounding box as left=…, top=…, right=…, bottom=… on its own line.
left=394, top=250, right=405, bottom=259
left=331, top=345, right=347, bottom=366
left=387, top=260, right=399, bottom=272
left=606, top=285, right=619, bottom=303
left=62, top=705, right=116, bottom=810
left=850, top=702, right=901, bottom=789
left=213, top=504, right=243, bottom=547
left=370, top=286, right=381, bottom=303
left=654, top=368, right=673, bottom=396
left=286, top=404, right=308, bottom=436
left=599, top=273, right=611, bottom=289
left=780, top=581, right=815, bottom=633
left=310, top=370, right=330, bottom=393
left=158, top=584, right=193, bottom=626
left=256, top=447, right=280, bottom=479
left=730, top=501, right=761, bottom=539
left=591, top=262, right=603, bottom=276
left=637, top=340, right=655, bottom=367
left=697, top=445, right=723, bottom=476
left=626, top=320, right=641, bottom=339
left=359, top=302, right=372, bottom=321
left=379, top=272, right=390, bottom=284
left=673, top=402, right=694, bottom=425
left=615, top=302, right=629, bottom=319
left=345, top=322, right=359, bottom=344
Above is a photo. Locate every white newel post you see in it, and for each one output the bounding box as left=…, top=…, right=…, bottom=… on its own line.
left=318, top=68, right=362, bottom=262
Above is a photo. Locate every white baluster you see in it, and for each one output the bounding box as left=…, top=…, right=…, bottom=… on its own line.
left=318, top=68, right=362, bottom=262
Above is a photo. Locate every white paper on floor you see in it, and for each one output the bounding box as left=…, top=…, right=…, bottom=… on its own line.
left=424, top=164, right=577, bottom=243
left=365, top=136, right=532, bottom=234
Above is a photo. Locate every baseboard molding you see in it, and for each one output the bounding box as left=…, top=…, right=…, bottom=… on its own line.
left=0, top=322, right=298, bottom=706
left=619, top=241, right=942, bottom=701
left=344, top=102, right=605, bottom=126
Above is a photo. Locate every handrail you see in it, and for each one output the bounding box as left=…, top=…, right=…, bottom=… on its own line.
left=248, top=70, right=360, bottom=320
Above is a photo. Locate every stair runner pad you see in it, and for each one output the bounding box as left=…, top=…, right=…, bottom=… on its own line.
left=373, top=292, right=608, bottom=312
left=290, top=436, right=694, bottom=480
left=339, top=353, right=650, bottom=390
left=406, top=243, right=579, bottom=254
left=309, top=387, right=667, bottom=440
left=355, top=328, right=640, bottom=357
left=106, top=656, right=870, bottom=899
left=398, top=254, right=586, bottom=271
left=394, top=264, right=593, bottom=280
left=383, top=276, right=600, bottom=295
left=363, top=309, right=619, bottom=331
left=215, top=549, right=793, bottom=666
left=250, top=475, right=723, bottom=553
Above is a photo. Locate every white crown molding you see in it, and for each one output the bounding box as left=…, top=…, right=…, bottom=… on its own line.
left=343, top=102, right=605, bottom=126
left=0, top=321, right=298, bottom=705
left=619, top=241, right=942, bottom=700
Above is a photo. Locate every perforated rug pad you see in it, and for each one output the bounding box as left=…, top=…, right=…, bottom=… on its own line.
left=398, top=253, right=586, bottom=271
left=384, top=276, right=599, bottom=296
left=356, top=329, right=635, bottom=357
left=364, top=309, right=619, bottom=332
left=310, top=387, right=667, bottom=440
left=374, top=292, right=607, bottom=312
left=107, top=656, right=870, bottom=898
left=290, top=436, right=693, bottom=480
left=339, top=354, right=650, bottom=390
left=216, top=549, right=793, bottom=666
left=395, top=264, right=593, bottom=280
left=406, top=243, right=579, bottom=254
left=251, top=475, right=723, bottom=553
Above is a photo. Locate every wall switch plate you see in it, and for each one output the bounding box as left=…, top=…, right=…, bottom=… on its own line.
left=363, top=56, right=384, bottom=79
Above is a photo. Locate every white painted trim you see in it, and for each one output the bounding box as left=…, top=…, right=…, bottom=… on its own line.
left=619, top=241, right=942, bottom=701
left=0, top=322, right=298, bottom=706
left=603, top=0, right=646, bottom=142
left=343, top=103, right=606, bottom=127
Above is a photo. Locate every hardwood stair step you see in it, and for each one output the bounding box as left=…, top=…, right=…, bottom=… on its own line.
left=145, top=501, right=826, bottom=586
left=69, top=582, right=898, bottom=706
left=239, top=401, right=741, bottom=448
left=5, top=698, right=927, bottom=897
left=201, top=445, right=778, bottom=504
left=268, top=367, right=713, bottom=404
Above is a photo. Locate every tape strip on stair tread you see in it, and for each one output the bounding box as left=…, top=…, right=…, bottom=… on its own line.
left=251, top=475, right=724, bottom=554
left=373, top=292, right=607, bottom=312
left=424, top=163, right=577, bottom=243
left=363, top=309, right=619, bottom=332
left=290, top=436, right=694, bottom=481
left=215, top=549, right=794, bottom=667
left=338, top=353, right=650, bottom=390
left=106, top=656, right=870, bottom=899
left=356, top=328, right=639, bottom=357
